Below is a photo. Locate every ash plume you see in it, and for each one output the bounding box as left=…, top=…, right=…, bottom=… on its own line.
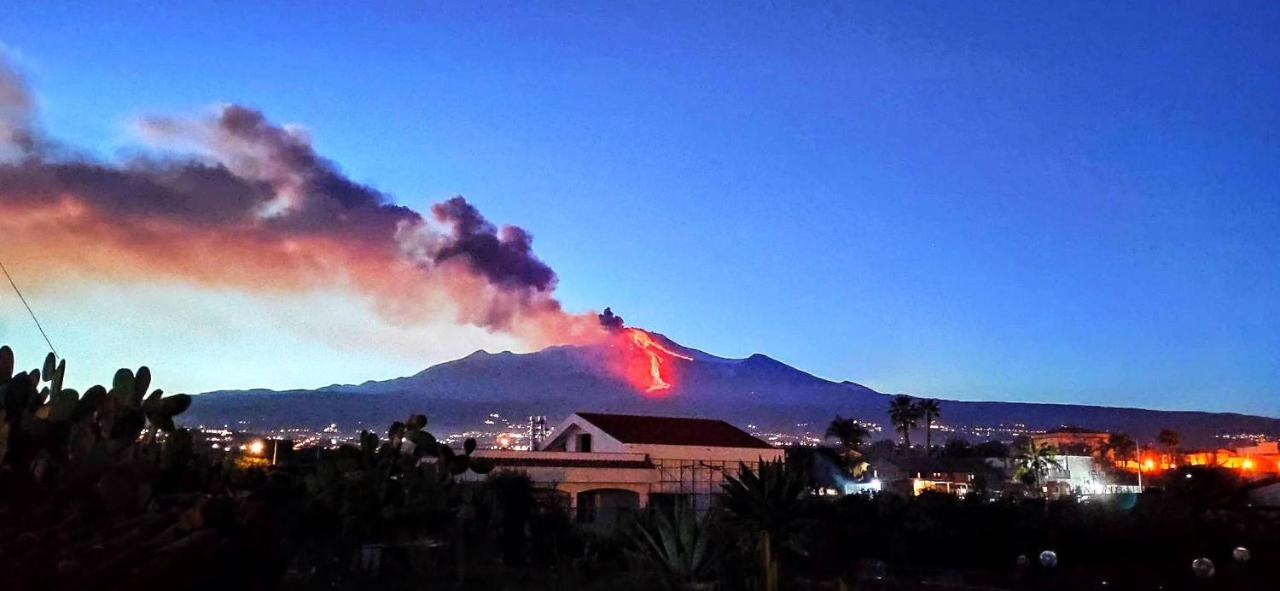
left=0, top=56, right=604, bottom=346
left=0, top=55, right=37, bottom=159
left=598, top=307, right=625, bottom=331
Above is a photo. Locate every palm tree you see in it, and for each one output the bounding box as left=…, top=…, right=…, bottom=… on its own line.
left=917, top=399, right=941, bottom=454
left=1157, top=428, right=1180, bottom=461
left=626, top=505, right=717, bottom=590
left=1013, top=439, right=1062, bottom=494
left=824, top=415, right=869, bottom=457
left=887, top=395, right=920, bottom=449
left=720, top=459, right=810, bottom=591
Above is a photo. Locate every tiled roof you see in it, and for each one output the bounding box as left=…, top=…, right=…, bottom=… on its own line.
left=576, top=412, right=775, bottom=449
left=484, top=456, right=655, bottom=469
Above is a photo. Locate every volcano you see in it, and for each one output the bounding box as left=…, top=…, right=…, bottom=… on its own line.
left=186, top=330, right=1280, bottom=446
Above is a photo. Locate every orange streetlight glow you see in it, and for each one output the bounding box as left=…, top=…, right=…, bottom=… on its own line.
left=248, top=440, right=266, bottom=455
left=1143, top=458, right=1155, bottom=471
left=1241, top=458, right=1254, bottom=471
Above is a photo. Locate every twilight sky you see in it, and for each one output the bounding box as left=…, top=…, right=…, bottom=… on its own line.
left=0, top=2, right=1277, bottom=415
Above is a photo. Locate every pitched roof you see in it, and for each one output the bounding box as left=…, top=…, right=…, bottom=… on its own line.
left=576, top=412, right=774, bottom=449
left=483, top=456, right=655, bottom=469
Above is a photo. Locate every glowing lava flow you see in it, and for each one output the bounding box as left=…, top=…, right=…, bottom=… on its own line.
left=624, top=327, right=692, bottom=393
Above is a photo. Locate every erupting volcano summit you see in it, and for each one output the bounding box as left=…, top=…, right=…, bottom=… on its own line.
left=596, top=308, right=693, bottom=394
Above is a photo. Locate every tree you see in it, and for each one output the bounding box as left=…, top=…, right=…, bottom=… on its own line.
left=824, top=415, right=869, bottom=457
left=973, top=440, right=1009, bottom=458
left=917, top=399, right=941, bottom=454
left=486, top=471, right=535, bottom=564
left=1157, top=428, right=1180, bottom=458
left=887, top=395, right=920, bottom=449
left=721, top=459, right=810, bottom=591
left=942, top=437, right=973, bottom=458
left=1104, top=432, right=1137, bottom=465
left=1013, top=439, right=1062, bottom=494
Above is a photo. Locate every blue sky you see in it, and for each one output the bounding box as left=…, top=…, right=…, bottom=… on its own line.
left=1, top=2, right=1278, bottom=415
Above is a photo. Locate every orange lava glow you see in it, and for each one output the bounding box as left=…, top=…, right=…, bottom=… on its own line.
left=612, top=327, right=692, bottom=395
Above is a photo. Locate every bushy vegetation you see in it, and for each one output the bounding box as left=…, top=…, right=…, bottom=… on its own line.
left=1, top=345, right=1274, bottom=590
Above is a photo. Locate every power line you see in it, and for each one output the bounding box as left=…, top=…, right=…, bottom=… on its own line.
left=0, top=258, right=58, bottom=359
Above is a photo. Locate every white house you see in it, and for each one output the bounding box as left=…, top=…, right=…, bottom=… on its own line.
left=1042, top=455, right=1139, bottom=496
left=468, top=412, right=783, bottom=524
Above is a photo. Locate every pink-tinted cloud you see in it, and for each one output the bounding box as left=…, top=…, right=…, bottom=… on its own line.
left=0, top=57, right=605, bottom=348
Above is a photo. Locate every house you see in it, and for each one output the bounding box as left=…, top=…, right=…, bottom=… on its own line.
left=1041, top=454, right=1136, bottom=496
left=468, top=412, right=783, bottom=524
left=1184, top=441, right=1280, bottom=475
left=1031, top=427, right=1111, bottom=455
left=874, top=456, right=1007, bottom=497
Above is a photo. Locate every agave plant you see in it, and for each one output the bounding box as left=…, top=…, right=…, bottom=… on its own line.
left=627, top=504, right=718, bottom=590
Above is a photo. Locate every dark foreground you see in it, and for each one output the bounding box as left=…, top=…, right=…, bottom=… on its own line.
left=1, top=347, right=1276, bottom=590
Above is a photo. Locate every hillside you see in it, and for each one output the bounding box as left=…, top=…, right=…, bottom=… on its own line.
left=185, top=334, right=1280, bottom=445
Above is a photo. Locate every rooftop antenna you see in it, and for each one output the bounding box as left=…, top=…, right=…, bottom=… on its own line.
left=0, top=257, right=58, bottom=359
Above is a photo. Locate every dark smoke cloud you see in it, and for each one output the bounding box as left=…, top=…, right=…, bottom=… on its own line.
left=431, top=196, right=557, bottom=291
left=0, top=55, right=603, bottom=344
left=0, top=54, right=37, bottom=159
left=598, top=307, right=625, bottom=331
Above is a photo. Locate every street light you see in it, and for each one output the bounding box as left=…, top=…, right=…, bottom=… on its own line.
left=248, top=440, right=265, bottom=455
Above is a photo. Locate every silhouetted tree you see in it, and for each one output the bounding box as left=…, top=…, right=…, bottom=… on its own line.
left=917, top=399, right=941, bottom=454
left=1157, top=428, right=1180, bottom=458
left=942, top=437, right=973, bottom=458
left=721, top=459, right=810, bottom=591
left=486, top=471, right=535, bottom=564
left=824, top=415, right=869, bottom=457
left=1104, top=432, right=1137, bottom=465
left=973, top=440, right=1009, bottom=458
left=887, top=395, right=920, bottom=449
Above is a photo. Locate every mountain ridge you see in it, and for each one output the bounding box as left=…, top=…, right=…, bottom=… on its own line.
left=185, top=335, right=1280, bottom=446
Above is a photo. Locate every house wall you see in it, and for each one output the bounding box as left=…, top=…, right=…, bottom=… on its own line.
left=541, top=422, right=628, bottom=453
left=512, top=415, right=786, bottom=516
left=464, top=450, right=657, bottom=511
left=627, top=443, right=783, bottom=463
left=1044, top=455, right=1111, bottom=494
left=1031, top=432, right=1109, bottom=453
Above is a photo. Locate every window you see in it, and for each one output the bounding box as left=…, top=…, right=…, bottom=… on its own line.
left=577, top=433, right=592, bottom=453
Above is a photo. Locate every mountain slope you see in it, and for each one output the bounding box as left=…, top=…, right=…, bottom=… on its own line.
left=186, top=335, right=1280, bottom=445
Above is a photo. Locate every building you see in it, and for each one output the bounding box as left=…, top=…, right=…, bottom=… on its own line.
left=467, top=412, right=784, bottom=524
left=1041, top=454, right=1137, bottom=496
left=874, top=457, right=1007, bottom=497
left=1184, top=441, right=1280, bottom=475
left=1031, top=426, right=1111, bottom=455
